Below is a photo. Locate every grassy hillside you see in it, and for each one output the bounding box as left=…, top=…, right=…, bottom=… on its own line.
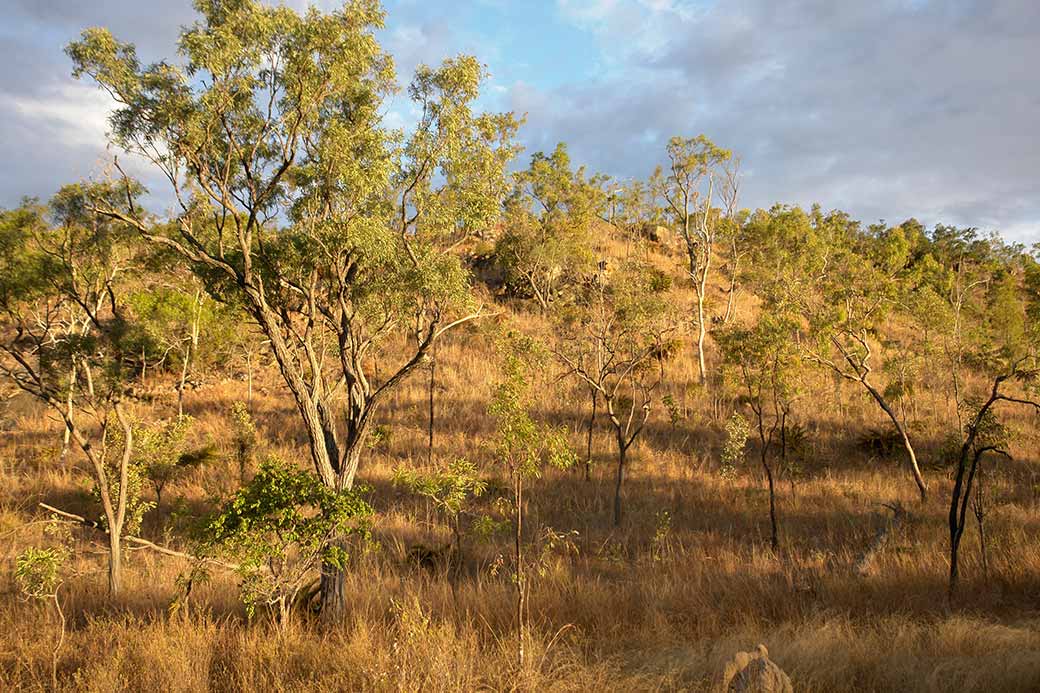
left=1, top=226, right=1038, bottom=692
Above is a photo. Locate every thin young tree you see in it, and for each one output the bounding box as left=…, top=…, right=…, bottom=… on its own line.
left=0, top=185, right=143, bottom=596
left=717, top=314, right=801, bottom=554
left=555, top=262, right=677, bottom=526
left=488, top=332, right=573, bottom=670
left=68, top=0, right=520, bottom=613
left=654, top=135, right=738, bottom=384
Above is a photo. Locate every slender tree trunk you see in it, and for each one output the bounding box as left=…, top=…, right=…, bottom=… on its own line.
left=974, top=462, right=989, bottom=578
left=863, top=381, right=927, bottom=501
left=427, top=349, right=435, bottom=466
left=246, top=351, right=254, bottom=414
left=177, top=346, right=190, bottom=418
left=695, top=294, right=708, bottom=385
left=949, top=447, right=982, bottom=596
left=613, top=442, right=627, bottom=527
left=762, top=445, right=779, bottom=554
left=514, top=471, right=525, bottom=670
left=108, top=526, right=123, bottom=596
left=723, top=279, right=737, bottom=324
left=585, top=389, right=597, bottom=482
left=59, top=368, right=75, bottom=468
left=51, top=590, right=65, bottom=691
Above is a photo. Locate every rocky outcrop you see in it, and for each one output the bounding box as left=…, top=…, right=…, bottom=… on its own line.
left=720, top=644, right=793, bottom=693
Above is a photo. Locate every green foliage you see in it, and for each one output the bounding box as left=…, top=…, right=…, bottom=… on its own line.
left=494, top=143, right=598, bottom=308
left=67, top=0, right=523, bottom=496
left=718, top=313, right=801, bottom=396
left=67, top=0, right=518, bottom=334
left=368, top=423, right=392, bottom=449
left=125, top=285, right=232, bottom=372
left=229, top=402, right=257, bottom=482
left=0, top=184, right=144, bottom=404
left=15, top=546, right=69, bottom=600
left=135, top=416, right=214, bottom=505
left=662, top=394, right=683, bottom=428
left=471, top=513, right=509, bottom=539
left=204, top=458, right=372, bottom=619
left=488, top=332, right=575, bottom=478
left=393, top=458, right=487, bottom=519
left=721, top=412, right=750, bottom=473
left=960, top=399, right=1011, bottom=453
left=94, top=414, right=153, bottom=536
left=650, top=510, right=673, bottom=563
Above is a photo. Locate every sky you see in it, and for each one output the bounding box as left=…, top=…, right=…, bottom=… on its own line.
left=2, top=0, right=1038, bottom=244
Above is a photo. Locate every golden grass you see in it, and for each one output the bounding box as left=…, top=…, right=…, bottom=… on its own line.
left=1, top=239, right=1039, bottom=691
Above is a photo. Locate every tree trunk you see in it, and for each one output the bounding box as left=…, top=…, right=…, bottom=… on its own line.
left=319, top=554, right=347, bottom=619
left=695, top=296, right=708, bottom=385
left=863, top=381, right=927, bottom=501
left=761, top=445, right=779, bottom=554
left=949, top=447, right=983, bottom=596
left=974, top=465, right=989, bottom=578
left=613, top=443, right=627, bottom=527
left=514, top=471, right=525, bottom=669
left=108, top=527, right=123, bottom=596
left=585, top=389, right=597, bottom=482
left=60, top=370, right=75, bottom=468
left=246, top=352, right=254, bottom=413
left=427, top=351, right=435, bottom=466
left=177, top=346, right=190, bottom=418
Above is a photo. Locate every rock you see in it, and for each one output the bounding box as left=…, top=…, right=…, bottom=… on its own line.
left=720, top=644, right=793, bottom=693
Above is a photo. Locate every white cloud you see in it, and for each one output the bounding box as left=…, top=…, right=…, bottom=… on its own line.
left=8, top=84, right=113, bottom=149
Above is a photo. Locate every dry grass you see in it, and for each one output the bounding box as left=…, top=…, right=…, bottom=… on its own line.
left=2, top=237, right=1039, bottom=692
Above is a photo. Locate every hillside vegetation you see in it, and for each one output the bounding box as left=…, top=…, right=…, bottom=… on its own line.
left=1, top=2, right=1039, bottom=691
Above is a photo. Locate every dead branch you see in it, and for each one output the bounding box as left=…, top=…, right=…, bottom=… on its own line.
left=37, top=502, right=238, bottom=570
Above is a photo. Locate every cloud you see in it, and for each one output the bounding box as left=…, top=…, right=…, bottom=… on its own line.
left=0, top=0, right=1037, bottom=244
left=8, top=84, right=111, bottom=149
left=528, top=0, right=1040, bottom=242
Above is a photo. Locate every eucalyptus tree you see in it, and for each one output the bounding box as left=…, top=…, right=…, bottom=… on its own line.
left=717, top=313, right=801, bottom=554
left=494, top=142, right=599, bottom=310
left=68, top=0, right=520, bottom=612
left=744, top=206, right=930, bottom=500
left=488, top=332, right=574, bottom=669
left=946, top=270, right=1040, bottom=596
left=0, top=185, right=143, bottom=596
left=555, top=262, right=678, bottom=526
left=918, top=225, right=1009, bottom=425
left=654, top=135, right=739, bottom=384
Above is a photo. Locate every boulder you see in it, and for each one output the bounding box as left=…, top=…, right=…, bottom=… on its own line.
left=720, top=644, right=793, bottom=693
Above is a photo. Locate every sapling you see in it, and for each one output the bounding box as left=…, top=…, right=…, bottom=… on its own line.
left=15, top=541, right=69, bottom=689
left=229, top=403, right=258, bottom=487
left=136, top=415, right=215, bottom=511
left=393, top=458, right=487, bottom=602
left=489, top=331, right=575, bottom=669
